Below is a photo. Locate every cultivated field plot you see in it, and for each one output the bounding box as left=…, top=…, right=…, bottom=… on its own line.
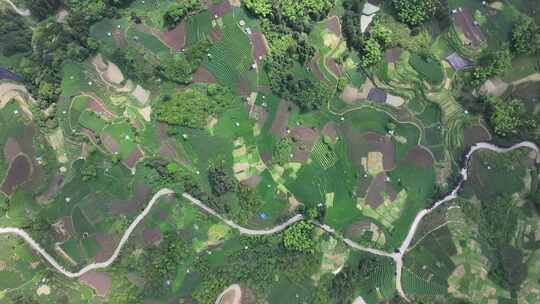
left=1, top=0, right=540, bottom=303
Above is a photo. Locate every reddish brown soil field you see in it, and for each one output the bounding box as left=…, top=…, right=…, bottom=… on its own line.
left=80, top=271, right=112, bottom=297
left=384, top=47, right=402, bottom=63
left=345, top=220, right=372, bottom=238
left=161, top=21, right=186, bottom=52
left=101, top=133, right=119, bottom=154
left=251, top=105, right=268, bottom=128
left=193, top=67, right=217, bottom=83
left=326, top=58, right=342, bottom=76
left=322, top=122, right=338, bottom=144
left=94, top=233, right=116, bottom=263
left=113, top=29, right=126, bottom=49
left=38, top=174, right=64, bottom=203
left=238, top=77, right=250, bottom=96
left=291, top=126, right=319, bottom=163
left=208, top=0, right=232, bottom=17
left=241, top=175, right=262, bottom=188
left=463, top=124, right=490, bottom=147
left=310, top=54, right=328, bottom=83
left=81, top=128, right=97, bottom=143
left=159, top=140, right=178, bottom=159
left=123, top=147, right=144, bottom=169
left=1, top=154, right=31, bottom=196
left=365, top=173, right=397, bottom=208
left=327, top=16, right=341, bottom=35
left=363, top=132, right=395, bottom=171
left=270, top=100, right=294, bottom=138
left=251, top=30, right=268, bottom=66
left=142, top=227, right=163, bottom=246
left=366, top=173, right=386, bottom=207
left=209, top=29, right=223, bottom=42
left=108, top=184, right=152, bottom=216
left=53, top=216, right=75, bottom=241
left=3, top=137, right=22, bottom=163
left=87, top=97, right=115, bottom=120
left=402, top=146, right=434, bottom=168
left=260, top=152, right=272, bottom=164
left=454, top=9, right=485, bottom=46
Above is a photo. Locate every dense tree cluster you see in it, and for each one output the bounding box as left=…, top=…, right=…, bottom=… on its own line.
left=0, top=11, right=32, bottom=57
left=193, top=234, right=321, bottom=303
left=163, top=0, right=201, bottom=28
left=265, top=53, right=331, bottom=111
left=159, top=38, right=212, bottom=84
left=392, top=0, right=440, bottom=26
left=283, top=221, right=316, bottom=252
left=342, top=3, right=397, bottom=69
left=489, top=98, right=536, bottom=137
left=511, top=17, right=540, bottom=55
left=155, top=85, right=233, bottom=129
left=208, top=163, right=235, bottom=196
left=244, top=0, right=334, bottom=31
left=470, top=48, right=511, bottom=88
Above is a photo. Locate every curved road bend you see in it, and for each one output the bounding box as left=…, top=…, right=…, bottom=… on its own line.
left=393, top=141, right=540, bottom=301
left=2, top=0, right=30, bottom=16
left=0, top=142, right=538, bottom=302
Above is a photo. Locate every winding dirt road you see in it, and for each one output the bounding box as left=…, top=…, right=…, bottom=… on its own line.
left=2, top=0, right=30, bottom=16
left=0, top=142, right=538, bottom=302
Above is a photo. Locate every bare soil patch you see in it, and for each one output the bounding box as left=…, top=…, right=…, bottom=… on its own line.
left=208, top=0, right=232, bottom=17
left=384, top=47, right=402, bottom=63
left=291, top=126, right=319, bottom=163
left=326, top=58, right=342, bottom=76
left=3, top=137, right=22, bottom=163
left=402, top=146, right=434, bottom=168
left=101, top=133, right=119, bottom=154
left=251, top=29, right=268, bottom=66
left=80, top=271, right=112, bottom=297
left=363, top=132, right=395, bottom=171
left=1, top=154, right=31, bottom=196
left=113, top=29, right=126, bottom=49
left=241, top=175, right=262, bottom=188
left=161, top=21, right=186, bottom=52
left=87, top=97, right=115, bottom=120
left=108, top=184, right=152, bottom=216
left=238, top=77, right=250, bottom=96
left=37, top=174, right=64, bottom=204
left=94, top=233, right=116, bottom=263
left=463, top=124, right=491, bottom=147
left=123, top=146, right=144, bottom=169
left=269, top=100, right=294, bottom=138
left=322, top=122, right=338, bottom=144
left=327, top=16, right=341, bottom=35
left=193, top=67, right=217, bottom=83
left=454, top=9, right=485, bottom=46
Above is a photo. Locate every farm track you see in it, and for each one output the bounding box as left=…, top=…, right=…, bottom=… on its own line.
left=2, top=0, right=30, bottom=16
left=0, top=142, right=538, bottom=301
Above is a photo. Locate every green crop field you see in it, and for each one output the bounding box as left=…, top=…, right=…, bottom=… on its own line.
left=409, top=53, right=445, bottom=85
left=1, top=1, right=539, bottom=303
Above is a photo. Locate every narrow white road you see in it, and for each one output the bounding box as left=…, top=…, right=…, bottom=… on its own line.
left=0, top=141, right=537, bottom=303
left=393, top=141, right=539, bottom=301
left=2, top=0, right=30, bottom=16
